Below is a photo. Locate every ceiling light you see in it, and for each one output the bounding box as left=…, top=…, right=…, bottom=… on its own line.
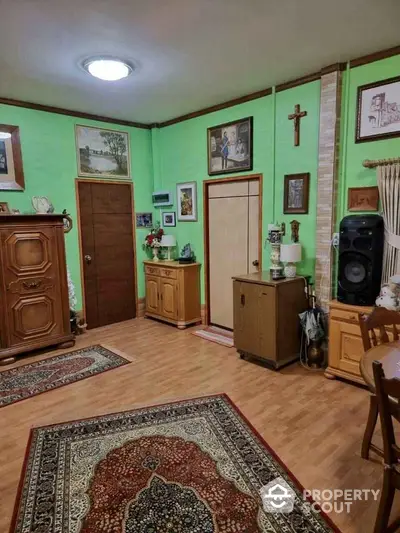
left=0, top=132, right=11, bottom=140
left=82, top=57, right=133, bottom=81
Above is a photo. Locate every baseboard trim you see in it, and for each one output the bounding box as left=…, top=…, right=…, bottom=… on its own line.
left=138, top=298, right=146, bottom=318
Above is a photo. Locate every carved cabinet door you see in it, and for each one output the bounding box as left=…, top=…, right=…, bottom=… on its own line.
left=1, top=227, right=64, bottom=347
left=160, top=279, right=178, bottom=320
left=145, top=276, right=160, bottom=315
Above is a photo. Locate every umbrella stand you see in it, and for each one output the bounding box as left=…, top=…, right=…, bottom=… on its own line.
left=299, top=282, right=326, bottom=369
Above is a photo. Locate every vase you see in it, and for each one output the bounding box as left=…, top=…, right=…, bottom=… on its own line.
left=152, top=248, right=159, bottom=262
left=307, top=340, right=324, bottom=368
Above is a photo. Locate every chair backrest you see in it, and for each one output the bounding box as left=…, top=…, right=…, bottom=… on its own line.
left=359, top=307, right=400, bottom=352
left=373, top=361, right=400, bottom=466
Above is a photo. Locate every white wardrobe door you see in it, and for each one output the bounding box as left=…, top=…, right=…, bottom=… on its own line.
left=248, top=195, right=260, bottom=273
left=209, top=196, right=248, bottom=329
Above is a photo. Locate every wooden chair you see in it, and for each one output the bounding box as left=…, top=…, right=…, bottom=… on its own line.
left=372, top=361, right=400, bottom=533
left=359, top=307, right=400, bottom=460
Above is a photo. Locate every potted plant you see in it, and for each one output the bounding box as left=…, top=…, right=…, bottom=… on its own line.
left=144, top=223, right=164, bottom=261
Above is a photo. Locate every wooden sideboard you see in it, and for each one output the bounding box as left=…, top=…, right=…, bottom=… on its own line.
left=144, top=261, right=201, bottom=329
left=233, top=273, right=307, bottom=369
left=0, top=214, right=74, bottom=365
left=325, top=299, right=372, bottom=385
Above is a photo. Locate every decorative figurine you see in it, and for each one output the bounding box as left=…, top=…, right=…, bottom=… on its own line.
left=179, top=243, right=195, bottom=264
left=267, top=223, right=285, bottom=279
left=290, top=220, right=300, bottom=243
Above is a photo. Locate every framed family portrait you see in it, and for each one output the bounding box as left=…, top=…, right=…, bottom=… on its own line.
left=0, top=124, right=25, bottom=191
left=136, top=212, right=153, bottom=228
left=75, top=125, right=130, bottom=178
left=356, top=75, right=400, bottom=143
left=162, top=211, right=176, bottom=227
left=177, top=182, right=197, bottom=222
left=283, top=173, right=310, bottom=214
left=348, top=186, right=379, bottom=212
left=207, top=117, right=253, bottom=176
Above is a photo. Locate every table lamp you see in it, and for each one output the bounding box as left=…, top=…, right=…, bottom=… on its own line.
left=160, top=234, right=176, bottom=261
left=280, top=243, right=301, bottom=278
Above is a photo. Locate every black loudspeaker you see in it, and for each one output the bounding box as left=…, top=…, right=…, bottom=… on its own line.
left=337, top=214, right=384, bottom=306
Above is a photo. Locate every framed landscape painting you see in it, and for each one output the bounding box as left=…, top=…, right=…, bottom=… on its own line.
left=0, top=124, right=25, bottom=191
left=177, top=182, right=197, bottom=221
left=348, top=186, right=379, bottom=212
left=356, top=75, right=400, bottom=143
left=76, top=125, right=130, bottom=178
left=283, top=173, right=310, bottom=214
left=207, top=117, right=253, bottom=176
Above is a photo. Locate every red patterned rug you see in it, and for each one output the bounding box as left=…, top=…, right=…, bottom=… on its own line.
left=0, top=345, right=130, bottom=408
left=10, top=394, right=340, bottom=532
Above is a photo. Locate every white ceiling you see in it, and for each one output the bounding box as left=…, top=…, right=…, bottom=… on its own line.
left=0, top=0, right=399, bottom=124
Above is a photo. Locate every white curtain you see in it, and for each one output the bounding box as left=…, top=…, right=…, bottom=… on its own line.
left=377, top=162, right=400, bottom=283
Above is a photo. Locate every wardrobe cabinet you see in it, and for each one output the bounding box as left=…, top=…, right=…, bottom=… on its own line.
left=0, top=214, right=74, bottom=365
left=144, top=261, right=201, bottom=328
left=233, top=272, right=307, bottom=368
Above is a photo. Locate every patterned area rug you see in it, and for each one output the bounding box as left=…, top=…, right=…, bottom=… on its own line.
left=192, top=325, right=234, bottom=347
left=0, top=345, right=129, bottom=408
left=11, top=394, right=339, bottom=532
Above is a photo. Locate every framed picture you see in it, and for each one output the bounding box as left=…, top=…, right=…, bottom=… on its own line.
left=136, top=212, right=153, bottom=228
left=356, top=75, right=400, bottom=143
left=62, top=210, right=73, bottom=233
left=177, top=182, right=197, bottom=221
left=0, top=202, right=10, bottom=213
left=283, top=173, right=310, bottom=214
left=0, top=125, right=25, bottom=191
left=162, top=211, right=176, bottom=227
left=348, top=186, right=379, bottom=212
left=75, top=125, right=130, bottom=178
left=207, top=117, right=253, bottom=176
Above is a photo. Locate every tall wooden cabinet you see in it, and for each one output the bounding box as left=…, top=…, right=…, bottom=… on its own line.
left=0, top=215, right=74, bottom=365
left=144, top=261, right=201, bottom=329
left=233, top=273, right=307, bottom=368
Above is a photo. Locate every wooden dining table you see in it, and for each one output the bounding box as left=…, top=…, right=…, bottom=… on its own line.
left=360, top=340, right=400, bottom=389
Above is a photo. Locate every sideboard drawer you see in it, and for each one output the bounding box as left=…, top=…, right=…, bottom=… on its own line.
left=145, top=265, right=161, bottom=276
left=160, top=267, right=177, bottom=280
left=330, top=307, right=362, bottom=324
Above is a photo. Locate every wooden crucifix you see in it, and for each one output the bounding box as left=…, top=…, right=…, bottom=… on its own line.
left=288, top=104, right=307, bottom=146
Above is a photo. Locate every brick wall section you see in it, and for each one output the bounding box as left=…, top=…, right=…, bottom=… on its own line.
left=315, top=70, right=342, bottom=311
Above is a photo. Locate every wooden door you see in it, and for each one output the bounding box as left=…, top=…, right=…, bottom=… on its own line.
left=207, top=178, right=260, bottom=329
left=233, top=281, right=261, bottom=355
left=146, top=276, right=160, bottom=314
left=2, top=226, right=65, bottom=347
left=77, top=181, right=136, bottom=329
left=328, top=320, right=365, bottom=377
left=160, top=278, right=178, bottom=320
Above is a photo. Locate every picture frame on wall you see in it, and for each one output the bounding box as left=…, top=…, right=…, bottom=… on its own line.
left=348, top=186, right=379, bottom=212
left=162, top=211, right=176, bottom=227
left=0, top=124, right=25, bottom=191
left=283, top=173, right=310, bottom=214
left=356, top=75, right=400, bottom=143
left=177, top=182, right=197, bottom=221
left=75, top=125, right=131, bottom=179
left=136, top=212, right=153, bottom=228
left=207, top=117, right=253, bottom=176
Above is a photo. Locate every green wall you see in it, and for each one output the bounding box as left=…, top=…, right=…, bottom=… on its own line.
left=155, top=82, right=321, bottom=301
left=0, top=105, right=154, bottom=308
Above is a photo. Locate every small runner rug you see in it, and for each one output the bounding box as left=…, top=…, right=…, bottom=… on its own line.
left=192, top=325, right=234, bottom=347
left=0, top=345, right=130, bottom=408
left=10, top=394, right=339, bottom=533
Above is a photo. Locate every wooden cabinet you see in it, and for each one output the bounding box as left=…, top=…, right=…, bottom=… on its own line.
left=233, top=273, right=307, bottom=369
left=325, top=300, right=372, bottom=385
left=0, top=215, right=74, bottom=365
left=144, top=261, right=201, bottom=329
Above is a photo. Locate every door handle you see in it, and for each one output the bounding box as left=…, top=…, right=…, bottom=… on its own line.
left=252, top=259, right=259, bottom=267
left=84, top=255, right=92, bottom=265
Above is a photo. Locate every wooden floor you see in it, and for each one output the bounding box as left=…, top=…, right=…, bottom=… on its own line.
left=0, top=318, right=397, bottom=532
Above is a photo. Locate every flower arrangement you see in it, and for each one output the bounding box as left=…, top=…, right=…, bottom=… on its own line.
left=144, top=223, right=164, bottom=249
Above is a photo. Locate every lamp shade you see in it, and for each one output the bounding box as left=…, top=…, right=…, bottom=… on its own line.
left=160, top=234, right=176, bottom=247
left=280, top=243, right=301, bottom=263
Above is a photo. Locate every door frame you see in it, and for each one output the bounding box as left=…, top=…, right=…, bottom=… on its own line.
left=203, top=173, right=263, bottom=326
left=75, top=178, right=138, bottom=323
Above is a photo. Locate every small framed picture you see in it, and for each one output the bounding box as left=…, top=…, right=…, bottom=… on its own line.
left=283, top=173, right=310, bottom=214
left=0, top=201, right=10, bottom=213
left=356, top=75, right=400, bottom=143
left=63, top=214, right=73, bottom=233
left=177, top=182, right=197, bottom=222
left=162, top=211, right=176, bottom=227
left=348, top=186, right=379, bottom=212
left=207, top=117, right=253, bottom=176
left=136, top=212, right=153, bottom=228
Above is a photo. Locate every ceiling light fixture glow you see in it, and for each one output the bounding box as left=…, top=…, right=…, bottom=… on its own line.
left=83, top=57, right=133, bottom=81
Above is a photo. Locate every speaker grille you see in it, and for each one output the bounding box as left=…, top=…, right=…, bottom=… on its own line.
left=339, top=252, right=370, bottom=292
